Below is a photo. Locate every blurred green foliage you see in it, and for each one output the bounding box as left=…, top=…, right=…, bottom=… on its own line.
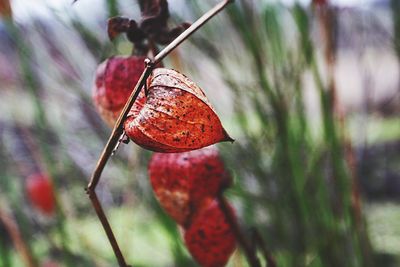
left=189, top=2, right=369, bottom=266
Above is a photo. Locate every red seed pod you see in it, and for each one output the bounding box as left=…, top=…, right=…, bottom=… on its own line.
left=92, top=56, right=147, bottom=127
left=26, top=173, right=56, bottom=216
left=124, top=68, right=233, bottom=152
left=42, top=259, right=60, bottom=267
left=312, top=0, right=328, bottom=6
left=148, top=146, right=231, bottom=226
left=184, top=198, right=237, bottom=267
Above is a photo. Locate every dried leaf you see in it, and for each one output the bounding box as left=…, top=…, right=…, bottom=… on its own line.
left=139, top=0, right=169, bottom=29
left=148, top=146, right=231, bottom=226
left=107, top=17, right=131, bottom=40
left=124, top=68, right=233, bottom=152
left=92, top=56, right=146, bottom=127
left=184, top=198, right=237, bottom=267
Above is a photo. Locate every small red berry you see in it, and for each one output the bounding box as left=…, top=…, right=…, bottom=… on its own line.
left=184, top=198, right=237, bottom=267
left=92, top=56, right=146, bottom=127
left=26, top=173, right=56, bottom=216
left=42, top=260, right=60, bottom=267
left=148, top=146, right=231, bottom=226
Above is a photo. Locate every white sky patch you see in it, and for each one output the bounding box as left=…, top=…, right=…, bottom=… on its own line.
left=11, top=0, right=106, bottom=23
left=10, top=0, right=380, bottom=22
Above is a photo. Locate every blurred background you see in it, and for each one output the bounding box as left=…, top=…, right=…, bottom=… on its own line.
left=0, top=0, right=399, bottom=266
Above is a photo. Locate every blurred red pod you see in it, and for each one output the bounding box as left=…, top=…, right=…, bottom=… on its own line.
left=184, top=198, right=237, bottom=267
left=92, top=56, right=147, bottom=127
left=312, top=0, right=329, bottom=7
left=42, top=259, right=60, bottom=267
left=148, top=146, right=231, bottom=226
left=26, top=173, right=56, bottom=216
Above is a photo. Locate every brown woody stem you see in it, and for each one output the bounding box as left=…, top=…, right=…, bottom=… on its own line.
left=86, top=1, right=234, bottom=266
left=86, top=64, right=152, bottom=267
left=0, top=208, right=37, bottom=267
left=154, top=0, right=234, bottom=64
left=87, top=64, right=153, bottom=191
left=251, top=228, right=277, bottom=267
left=87, top=191, right=130, bottom=267
left=217, top=194, right=262, bottom=267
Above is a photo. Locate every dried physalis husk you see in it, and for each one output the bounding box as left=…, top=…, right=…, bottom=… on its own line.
left=184, top=198, right=237, bottom=267
left=148, top=146, right=231, bottom=226
left=124, top=68, right=233, bottom=152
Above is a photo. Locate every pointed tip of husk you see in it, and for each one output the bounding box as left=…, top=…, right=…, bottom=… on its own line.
left=222, top=128, right=234, bottom=143
left=225, top=136, right=235, bottom=143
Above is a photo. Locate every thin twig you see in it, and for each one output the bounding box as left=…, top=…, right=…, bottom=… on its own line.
left=154, top=0, right=234, bottom=64
left=86, top=65, right=152, bottom=267
left=217, top=194, right=261, bottom=267
left=251, top=228, right=277, bottom=267
left=87, top=64, right=153, bottom=191
left=0, top=208, right=37, bottom=267
left=86, top=1, right=234, bottom=266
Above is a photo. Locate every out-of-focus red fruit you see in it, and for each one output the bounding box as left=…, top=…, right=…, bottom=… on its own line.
left=42, top=259, right=60, bottom=267
left=184, top=198, right=236, bottom=267
left=92, top=56, right=147, bottom=127
left=124, top=68, right=233, bottom=152
left=312, top=0, right=328, bottom=6
left=148, top=146, right=231, bottom=226
left=26, top=174, right=56, bottom=216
